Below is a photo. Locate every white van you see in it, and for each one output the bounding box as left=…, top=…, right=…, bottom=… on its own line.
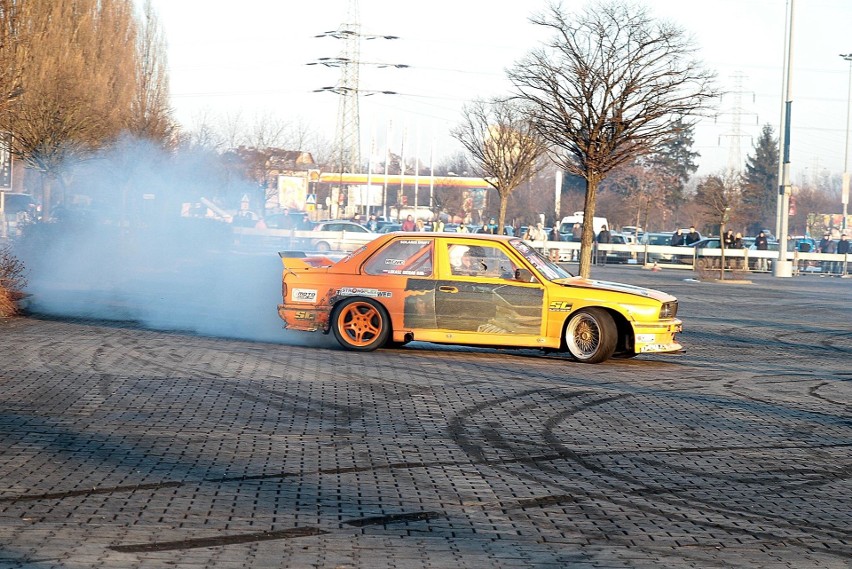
left=558, top=212, right=609, bottom=239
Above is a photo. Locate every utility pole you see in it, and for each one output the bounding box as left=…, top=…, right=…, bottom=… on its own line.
left=841, top=53, right=851, bottom=231
left=774, top=0, right=795, bottom=277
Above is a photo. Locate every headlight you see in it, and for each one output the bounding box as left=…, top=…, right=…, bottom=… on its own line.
left=659, top=301, right=677, bottom=319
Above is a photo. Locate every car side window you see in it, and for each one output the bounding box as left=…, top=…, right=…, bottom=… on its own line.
left=448, top=244, right=516, bottom=279
left=363, top=238, right=433, bottom=276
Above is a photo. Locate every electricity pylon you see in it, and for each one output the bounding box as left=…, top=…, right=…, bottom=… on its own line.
left=312, top=0, right=401, bottom=174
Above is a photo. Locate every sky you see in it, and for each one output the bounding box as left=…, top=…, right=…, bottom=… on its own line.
left=149, top=0, right=852, bottom=185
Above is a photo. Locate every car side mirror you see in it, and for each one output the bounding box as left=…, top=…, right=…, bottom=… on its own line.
left=514, top=268, right=536, bottom=283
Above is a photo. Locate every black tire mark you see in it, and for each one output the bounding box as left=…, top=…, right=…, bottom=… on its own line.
left=448, top=390, right=852, bottom=559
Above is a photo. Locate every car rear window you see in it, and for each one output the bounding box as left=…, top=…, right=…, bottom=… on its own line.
left=364, top=238, right=433, bottom=277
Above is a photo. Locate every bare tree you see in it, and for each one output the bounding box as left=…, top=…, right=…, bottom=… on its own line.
left=694, top=172, right=740, bottom=279
left=0, top=0, right=25, bottom=113
left=604, top=160, right=674, bottom=232
left=508, top=1, right=719, bottom=277
left=452, top=98, right=547, bottom=235
left=130, top=0, right=175, bottom=145
left=10, top=0, right=139, bottom=217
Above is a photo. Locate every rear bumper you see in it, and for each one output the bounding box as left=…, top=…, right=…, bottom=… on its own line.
left=277, top=304, right=331, bottom=332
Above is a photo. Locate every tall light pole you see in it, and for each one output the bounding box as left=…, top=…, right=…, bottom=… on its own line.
left=774, top=0, right=795, bottom=277
left=841, top=53, right=852, bottom=232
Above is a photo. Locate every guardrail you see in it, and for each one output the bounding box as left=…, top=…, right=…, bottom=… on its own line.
left=537, top=241, right=849, bottom=276
left=233, top=228, right=850, bottom=276
left=232, top=227, right=376, bottom=253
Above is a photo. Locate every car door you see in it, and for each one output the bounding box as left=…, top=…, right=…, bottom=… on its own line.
left=362, top=237, right=437, bottom=329
left=431, top=240, right=545, bottom=342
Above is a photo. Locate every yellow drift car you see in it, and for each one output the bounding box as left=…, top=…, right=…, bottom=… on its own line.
left=277, top=233, right=682, bottom=363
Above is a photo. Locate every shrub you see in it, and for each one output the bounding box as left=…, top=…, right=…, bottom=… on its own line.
left=0, top=244, right=27, bottom=317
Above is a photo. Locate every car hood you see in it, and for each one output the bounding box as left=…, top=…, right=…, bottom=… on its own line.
left=553, top=277, right=675, bottom=302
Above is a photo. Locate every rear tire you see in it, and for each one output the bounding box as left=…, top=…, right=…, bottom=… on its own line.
left=564, top=308, right=617, bottom=363
left=331, top=298, right=390, bottom=351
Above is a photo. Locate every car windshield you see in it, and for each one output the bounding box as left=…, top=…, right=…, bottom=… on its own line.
left=509, top=239, right=573, bottom=281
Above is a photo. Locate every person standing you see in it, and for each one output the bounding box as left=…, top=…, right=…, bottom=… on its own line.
left=685, top=226, right=700, bottom=246
left=365, top=213, right=379, bottom=231
left=597, top=225, right=611, bottom=265
left=733, top=232, right=744, bottom=268
left=722, top=230, right=736, bottom=269
left=525, top=222, right=548, bottom=251
left=432, top=218, right=444, bottom=233
left=550, top=225, right=561, bottom=242
left=835, top=233, right=849, bottom=274
left=754, top=230, right=769, bottom=272
left=818, top=233, right=836, bottom=273
left=571, top=222, right=582, bottom=242
left=671, top=229, right=685, bottom=246
left=401, top=214, right=416, bottom=231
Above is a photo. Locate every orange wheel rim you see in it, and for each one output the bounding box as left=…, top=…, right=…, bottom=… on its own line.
left=338, top=303, right=382, bottom=346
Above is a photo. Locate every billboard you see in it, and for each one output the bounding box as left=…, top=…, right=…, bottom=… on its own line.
left=278, top=175, right=307, bottom=210
left=808, top=213, right=852, bottom=236
left=346, top=184, right=383, bottom=208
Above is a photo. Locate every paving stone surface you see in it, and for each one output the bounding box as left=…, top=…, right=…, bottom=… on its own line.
left=0, top=267, right=850, bottom=568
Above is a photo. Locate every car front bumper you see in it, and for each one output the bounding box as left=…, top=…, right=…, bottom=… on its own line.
left=633, top=320, right=683, bottom=354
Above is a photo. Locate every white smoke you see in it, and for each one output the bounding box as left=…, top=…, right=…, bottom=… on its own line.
left=14, top=137, right=328, bottom=346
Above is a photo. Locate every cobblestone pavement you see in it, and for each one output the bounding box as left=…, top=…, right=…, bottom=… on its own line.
left=0, top=267, right=850, bottom=568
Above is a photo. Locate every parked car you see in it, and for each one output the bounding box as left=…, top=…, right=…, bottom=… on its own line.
left=309, top=220, right=375, bottom=252
left=640, top=232, right=674, bottom=246
left=687, top=237, right=754, bottom=269
left=746, top=239, right=779, bottom=271
left=640, top=232, right=675, bottom=262
left=1, top=192, right=37, bottom=236
left=276, top=233, right=683, bottom=363
left=377, top=223, right=402, bottom=234
left=263, top=211, right=313, bottom=230
left=599, top=233, right=633, bottom=264
left=0, top=192, right=36, bottom=216
left=788, top=236, right=816, bottom=252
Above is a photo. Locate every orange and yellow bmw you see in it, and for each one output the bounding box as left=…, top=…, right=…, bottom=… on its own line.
left=277, top=233, right=682, bottom=363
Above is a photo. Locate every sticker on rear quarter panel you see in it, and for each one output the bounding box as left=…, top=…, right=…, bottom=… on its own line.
left=292, top=288, right=318, bottom=303
left=338, top=287, right=392, bottom=298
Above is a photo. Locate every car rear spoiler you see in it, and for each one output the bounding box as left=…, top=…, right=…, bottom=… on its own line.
left=278, top=251, right=336, bottom=269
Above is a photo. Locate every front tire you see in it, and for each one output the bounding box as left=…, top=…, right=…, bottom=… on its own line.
left=564, top=308, right=617, bottom=363
left=331, top=298, right=390, bottom=351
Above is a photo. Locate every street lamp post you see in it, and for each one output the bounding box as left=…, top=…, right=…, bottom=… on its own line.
left=841, top=53, right=852, bottom=231
left=774, top=0, right=795, bottom=277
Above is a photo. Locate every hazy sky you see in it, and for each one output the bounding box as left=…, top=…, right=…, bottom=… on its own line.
left=149, top=0, right=852, bottom=183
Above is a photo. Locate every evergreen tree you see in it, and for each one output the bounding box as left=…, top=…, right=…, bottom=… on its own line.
left=647, top=118, right=700, bottom=206
left=741, top=124, right=778, bottom=234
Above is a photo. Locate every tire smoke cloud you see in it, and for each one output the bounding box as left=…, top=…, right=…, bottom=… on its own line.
left=12, top=138, right=328, bottom=347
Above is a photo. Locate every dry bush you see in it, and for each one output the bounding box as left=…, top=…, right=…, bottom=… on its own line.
left=0, top=244, right=27, bottom=317
left=694, top=258, right=749, bottom=281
